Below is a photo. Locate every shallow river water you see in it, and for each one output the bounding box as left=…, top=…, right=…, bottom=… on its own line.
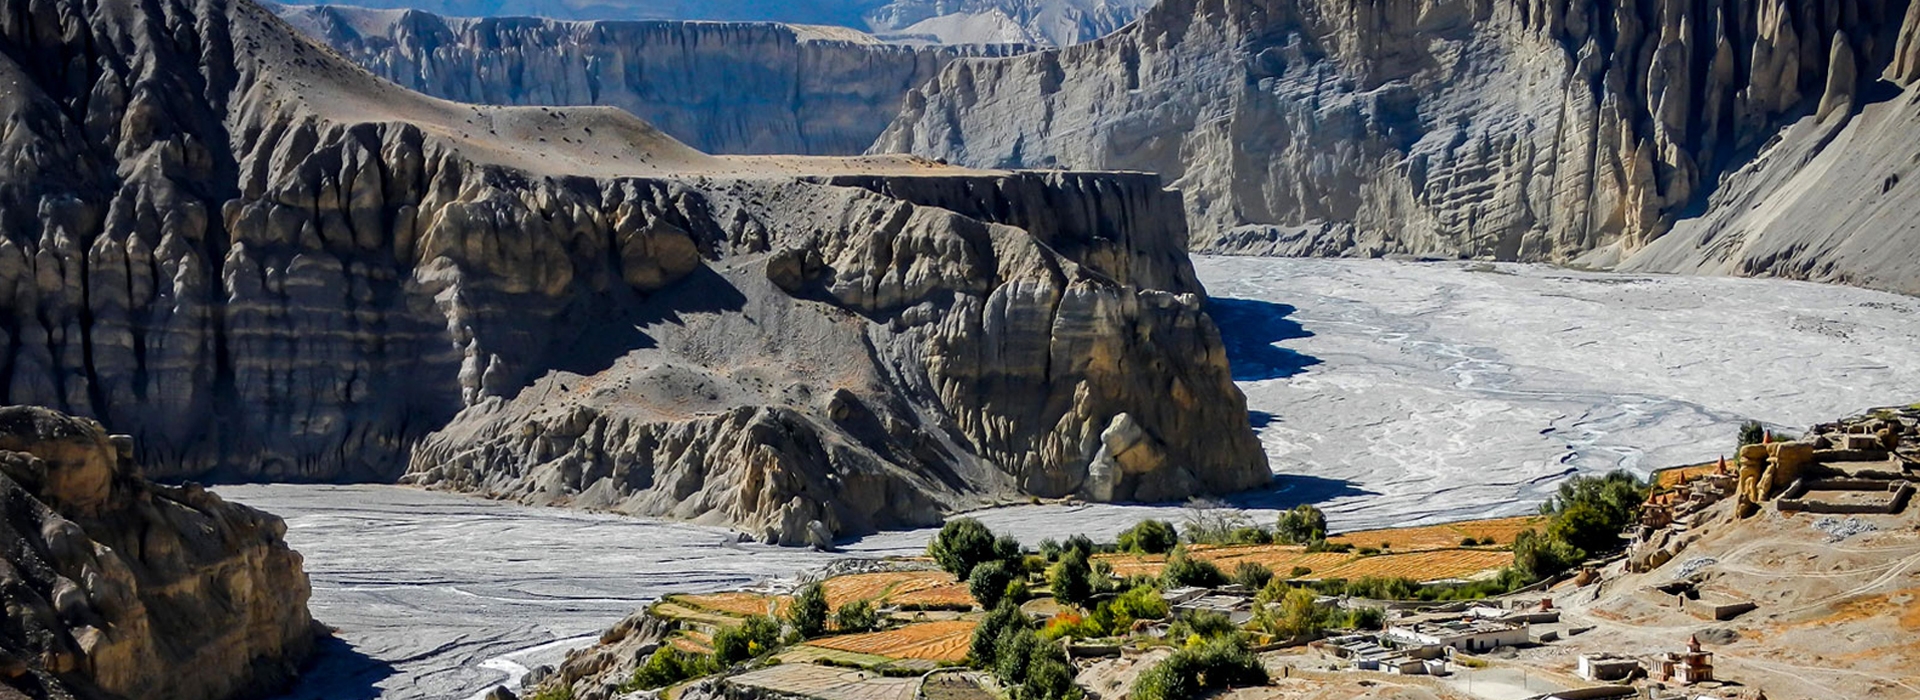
left=224, top=258, right=1920, bottom=699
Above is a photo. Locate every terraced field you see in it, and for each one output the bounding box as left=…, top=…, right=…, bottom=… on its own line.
left=670, top=571, right=974, bottom=624
left=1315, top=549, right=1514, bottom=581
left=804, top=620, right=977, bottom=662
left=1328, top=515, right=1546, bottom=550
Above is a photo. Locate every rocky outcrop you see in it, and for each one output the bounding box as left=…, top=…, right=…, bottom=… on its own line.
left=0, top=406, right=314, bottom=700
left=0, top=0, right=1268, bottom=543
left=872, top=0, right=1918, bottom=290
left=277, top=5, right=1030, bottom=155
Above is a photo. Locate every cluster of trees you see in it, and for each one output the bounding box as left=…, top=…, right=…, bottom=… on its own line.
left=1112, top=503, right=1333, bottom=553
left=1131, top=612, right=1268, bottom=700
left=971, top=601, right=1082, bottom=700
left=929, top=519, right=1031, bottom=609
left=1512, top=471, right=1650, bottom=581
left=627, top=580, right=885, bottom=692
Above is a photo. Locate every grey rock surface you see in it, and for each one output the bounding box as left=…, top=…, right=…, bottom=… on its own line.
left=0, top=407, right=314, bottom=700
left=0, top=0, right=1266, bottom=543
left=268, top=0, right=1146, bottom=47
left=873, top=0, right=1920, bottom=293
left=277, top=5, right=1030, bottom=155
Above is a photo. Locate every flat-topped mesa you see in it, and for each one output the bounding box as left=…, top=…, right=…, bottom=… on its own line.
left=276, top=4, right=1031, bottom=156
left=0, top=406, right=315, bottom=700
left=0, top=0, right=1269, bottom=544
left=872, top=0, right=1920, bottom=293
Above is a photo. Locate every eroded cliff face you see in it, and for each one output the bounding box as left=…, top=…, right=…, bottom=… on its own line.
left=0, top=0, right=1268, bottom=543
left=873, top=0, right=1917, bottom=289
left=278, top=5, right=1028, bottom=155
left=0, top=406, right=314, bottom=700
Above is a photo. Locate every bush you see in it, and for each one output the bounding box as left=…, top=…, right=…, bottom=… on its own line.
left=1022, top=656, right=1081, bottom=700
left=1275, top=505, right=1327, bottom=545
left=1511, top=528, right=1583, bottom=581
left=1050, top=549, right=1095, bottom=608
left=1038, top=538, right=1063, bottom=561
left=1130, top=637, right=1268, bottom=700
left=1160, top=548, right=1227, bottom=588
left=1338, top=606, right=1385, bottom=631
left=930, top=519, right=1006, bottom=580
left=713, top=615, right=782, bottom=665
left=969, top=560, right=1017, bottom=609
left=1303, top=539, right=1351, bottom=553
left=1264, top=587, right=1326, bottom=639
left=1738, top=420, right=1767, bottom=447
left=1230, top=561, right=1273, bottom=590
left=1119, top=520, right=1179, bottom=554
left=1098, top=585, right=1169, bottom=633
left=625, top=646, right=714, bottom=691
left=834, top=599, right=879, bottom=634
left=1168, top=609, right=1238, bottom=642
left=788, top=582, right=829, bottom=639
left=1288, top=566, right=1312, bottom=578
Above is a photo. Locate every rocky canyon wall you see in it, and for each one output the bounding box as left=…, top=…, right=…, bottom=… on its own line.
left=277, top=5, right=1029, bottom=155
left=873, top=0, right=1920, bottom=292
left=0, top=0, right=1268, bottom=543
left=0, top=406, right=314, bottom=700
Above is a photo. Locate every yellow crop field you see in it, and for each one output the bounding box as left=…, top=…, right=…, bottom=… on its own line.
left=806, top=620, right=977, bottom=662
left=1329, top=515, right=1545, bottom=550
left=1316, top=549, right=1512, bottom=582
left=676, top=591, right=784, bottom=617
left=823, top=571, right=967, bottom=608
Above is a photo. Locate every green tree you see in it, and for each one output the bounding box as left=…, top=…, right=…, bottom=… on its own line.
left=1131, top=637, right=1267, bottom=700
left=834, top=598, right=879, bottom=633
left=1049, top=549, right=1095, bottom=608
left=713, top=615, right=782, bottom=665
left=787, top=582, right=829, bottom=639
left=995, top=628, right=1039, bottom=686
left=930, top=518, right=1003, bottom=580
left=1738, top=420, right=1767, bottom=447
left=1511, top=528, right=1582, bottom=581
left=1022, top=656, right=1080, bottom=700
left=1275, top=505, right=1327, bottom=545
left=1268, top=587, right=1326, bottom=639
left=970, top=559, right=1017, bottom=609
left=1160, top=547, right=1227, bottom=588
left=1230, top=561, right=1273, bottom=590
left=970, top=600, right=1026, bottom=667
left=1118, top=520, right=1179, bottom=554
left=625, top=647, right=714, bottom=691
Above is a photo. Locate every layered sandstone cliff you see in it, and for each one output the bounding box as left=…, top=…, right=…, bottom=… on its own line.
left=0, top=0, right=1268, bottom=543
left=873, top=0, right=1920, bottom=292
left=0, top=406, right=314, bottom=700
left=277, top=5, right=1029, bottom=156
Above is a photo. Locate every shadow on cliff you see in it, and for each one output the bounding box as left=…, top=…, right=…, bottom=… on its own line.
left=273, top=635, right=396, bottom=700
left=1208, top=297, right=1320, bottom=381
left=545, top=265, right=749, bottom=379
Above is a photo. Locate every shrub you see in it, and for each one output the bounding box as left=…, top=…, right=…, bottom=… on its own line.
left=834, top=599, right=879, bottom=634
left=1264, top=587, right=1326, bottom=639
left=930, top=519, right=1004, bottom=580
left=1511, top=528, right=1582, bottom=581
left=1064, top=534, right=1097, bottom=558
left=1119, top=520, right=1179, bottom=554
left=1160, top=548, right=1227, bottom=588
left=1340, top=606, right=1385, bottom=631
left=1168, top=609, right=1238, bottom=642
left=1355, top=546, right=1381, bottom=556
left=1038, top=538, right=1063, bottom=561
left=1738, top=420, right=1767, bottom=447
left=1303, top=539, right=1351, bottom=553
left=713, top=615, right=782, bottom=665
left=527, top=685, right=575, bottom=700
left=1022, top=656, right=1081, bottom=700
left=1097, top=585, right=1169, bottom=633
left=1130, top=637, right=1268, bottom=700
left=1275, top=505, right=1327, bottom=545
left=1050, top=549, right=1095, bottom=608
left=969, top=560, right=1017, bottom=609
left=625, top=646, right=713, bottom=691
left=1230, top=561, right=1273, bottom=590
left=1288, top=565, right=1312, bottom=578
left=788, top=582, right=829, bottom=639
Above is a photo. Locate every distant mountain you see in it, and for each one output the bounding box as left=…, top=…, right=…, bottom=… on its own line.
left=272, top=0, right=1154, bottom=44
